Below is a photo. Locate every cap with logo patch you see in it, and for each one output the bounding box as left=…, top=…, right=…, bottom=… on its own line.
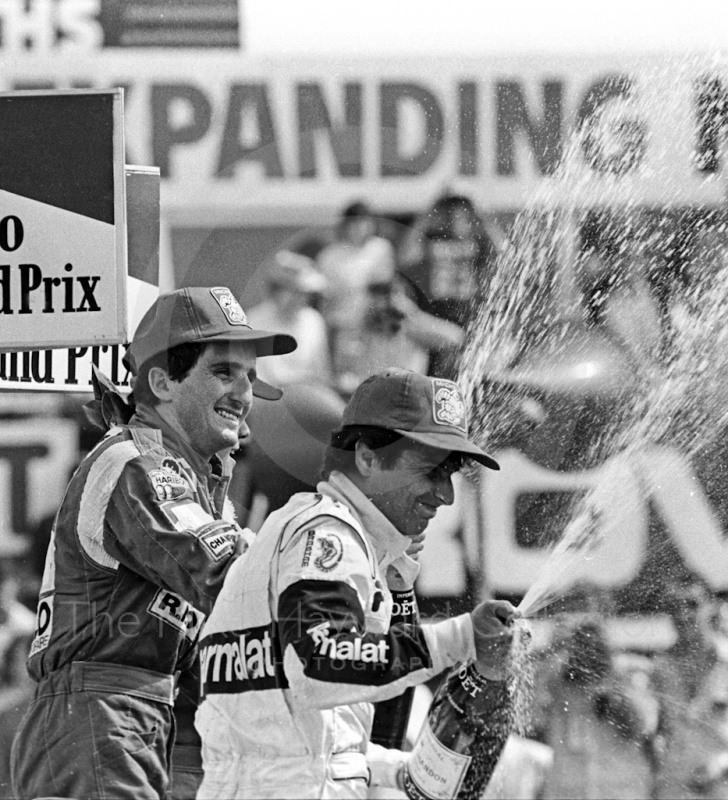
left=342, top=367, right=499, bottom=470
left=124, top=286, right=297, bottom=401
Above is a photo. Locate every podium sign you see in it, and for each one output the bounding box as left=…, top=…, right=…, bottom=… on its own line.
left=0, top=165, right=159, bottom=392
left=0, top=89, right=127, bottom=351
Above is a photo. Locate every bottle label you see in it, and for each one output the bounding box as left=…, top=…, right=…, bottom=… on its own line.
left=406, top=720, right=472, bottom=799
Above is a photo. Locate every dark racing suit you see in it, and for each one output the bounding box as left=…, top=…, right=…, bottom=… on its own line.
left=11, top=402, right=244, bottom=800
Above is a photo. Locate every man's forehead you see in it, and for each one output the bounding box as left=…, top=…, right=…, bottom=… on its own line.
left=399, top=442, right=462, bottom=469
left=202, top=340, right=257, bottom=363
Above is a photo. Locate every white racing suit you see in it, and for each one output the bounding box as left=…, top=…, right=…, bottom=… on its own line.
left=196, top=470, right=477, bottom=799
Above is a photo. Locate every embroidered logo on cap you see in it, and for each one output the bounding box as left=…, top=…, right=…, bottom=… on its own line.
left=210, top=287, right=249, bottom=326
left=432, top=378, right=468, bottom=433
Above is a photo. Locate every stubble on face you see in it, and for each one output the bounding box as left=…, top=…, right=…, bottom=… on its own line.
left=167, top=341, right=257, bottom=460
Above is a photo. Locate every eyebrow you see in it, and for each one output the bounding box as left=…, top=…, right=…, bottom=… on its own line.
left=207, top=356, right=256, bottom=376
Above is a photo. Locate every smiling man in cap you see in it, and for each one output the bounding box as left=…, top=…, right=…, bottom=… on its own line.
left=196, top=367, right=518, bottom=799
left=12, top=287, right=296, bottom=800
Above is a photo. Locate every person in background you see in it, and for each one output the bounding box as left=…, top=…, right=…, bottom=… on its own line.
left=233, top=254, right=346, bottom=524
left=650, top=581, right=728, bottom=799
left=195, top=368, right=518, bottom=799
left=316, top=201, right=397, bottom=371
left=333, top=273, right=464, bottom=397
left=397, top=192, right=500, bottom=379
left=398, top=194, right=499, bottom=319
left=11, top=287, right=296, bottom=800
left=247, top=250, right=334, bottom=390
left=530, top=614, right=657, bottom=799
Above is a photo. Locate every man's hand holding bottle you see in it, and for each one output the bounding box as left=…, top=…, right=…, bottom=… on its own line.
left=470, top=600, right=521, bottom=681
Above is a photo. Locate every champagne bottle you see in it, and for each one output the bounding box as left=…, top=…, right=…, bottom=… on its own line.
left=402, top=661, right=512, bottom=800
left=370, top=587, right=419, bottom=748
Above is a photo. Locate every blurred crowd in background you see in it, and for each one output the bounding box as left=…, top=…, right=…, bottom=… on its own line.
left=2, top=189, right=728, bottom=797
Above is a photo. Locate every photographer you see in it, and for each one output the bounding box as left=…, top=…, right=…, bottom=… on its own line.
left=334, top=273, right=464, bottom=397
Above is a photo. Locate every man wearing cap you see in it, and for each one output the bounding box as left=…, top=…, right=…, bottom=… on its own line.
left=11, top=286, right=296, bottom=800
left=195, top=367, right=518, bottom=799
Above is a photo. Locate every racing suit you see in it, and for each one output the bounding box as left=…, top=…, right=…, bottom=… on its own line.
left=11, top=401, right=245, bottom=800
left=196, top=470, right=478, bottom=799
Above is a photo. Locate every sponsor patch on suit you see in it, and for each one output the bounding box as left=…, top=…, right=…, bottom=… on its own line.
left=148, top=589, right=204, bottom=640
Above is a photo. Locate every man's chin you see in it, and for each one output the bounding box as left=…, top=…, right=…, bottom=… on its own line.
left=404, top=522, right=429, bottom=538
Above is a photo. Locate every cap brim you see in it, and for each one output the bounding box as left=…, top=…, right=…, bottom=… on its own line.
left=124, top=329, right=298, bottom=374
left=394, top=429, right=500, bottom=470
left=253, top=377, right=283, bottom=401
left=201, top=329, right=297, bottom=358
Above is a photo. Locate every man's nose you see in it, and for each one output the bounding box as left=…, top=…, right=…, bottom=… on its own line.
left=433, top=473, right=455, bottom=506
left=233, top=374, right=254, bottom=405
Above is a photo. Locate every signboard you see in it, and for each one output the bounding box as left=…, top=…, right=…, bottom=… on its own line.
left=2, top=53, right=728, bottom=221
left=0, top=419, right=77, bottom=549
left=0, top=164, right=159, bottom=391
left=0, top=89, right=127, bottom=350
left=417, top=445, right=728, bottom=600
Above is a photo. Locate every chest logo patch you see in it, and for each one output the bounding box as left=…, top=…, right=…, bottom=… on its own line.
left=432, top=378, right=468, bottom=433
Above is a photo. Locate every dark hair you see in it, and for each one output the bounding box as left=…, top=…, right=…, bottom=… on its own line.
left=131, top=341, right=206, bottom=407
left=321, top=425, right=405, bottom=479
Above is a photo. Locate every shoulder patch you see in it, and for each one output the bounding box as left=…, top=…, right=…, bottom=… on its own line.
left=148, top=458, right=192, bottom=502
left=198, top=522, right=239, bottom=561
left=301, top=530, right=344, bottom=573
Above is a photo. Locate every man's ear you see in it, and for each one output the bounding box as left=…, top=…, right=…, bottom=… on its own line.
left=353, top=440, right=380, bottom=477
left=147, top=366, right=174, bottom=402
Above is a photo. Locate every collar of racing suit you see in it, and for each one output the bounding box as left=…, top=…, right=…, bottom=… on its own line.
left=130, top=402, right=234, bottom=482
left=84, top=365, right=234, bottom=482
left=318, top=470, right=421, bottom=590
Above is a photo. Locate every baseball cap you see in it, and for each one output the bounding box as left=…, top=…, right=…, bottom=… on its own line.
left=124, top=286, right=297, bottom=401
left=342, top=368, right=499, bottom=470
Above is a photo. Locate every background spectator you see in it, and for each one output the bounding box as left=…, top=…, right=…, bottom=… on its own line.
left=530, top=614, right=657, bottom=799
left=315, top=200, right=396, bottom=365
left=650, top=581, right=728, bottom=799
left=333, top=272, right=464, bottom=396
left=399, top=193, right=499, bottom=320
left=246, top=250, right=334, bottom=389
left=398, top=192, right=500, bottom=378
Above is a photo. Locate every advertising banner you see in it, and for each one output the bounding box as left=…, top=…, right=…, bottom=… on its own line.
left=2, top=43, right=728, bottom=220
left=0, top=89, right=128, bottom=350
left=417, top=445, right=728, bottom=601
left=0, top=419, right=77, bottom=549
left=0, top=164, right=159, bottom=392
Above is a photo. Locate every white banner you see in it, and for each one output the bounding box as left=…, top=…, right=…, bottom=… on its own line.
left=0, top=164, right=159, bottom=392
left=2, top=50, right=728, bottom=221
left=0, top=89, right=128, bottom=349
